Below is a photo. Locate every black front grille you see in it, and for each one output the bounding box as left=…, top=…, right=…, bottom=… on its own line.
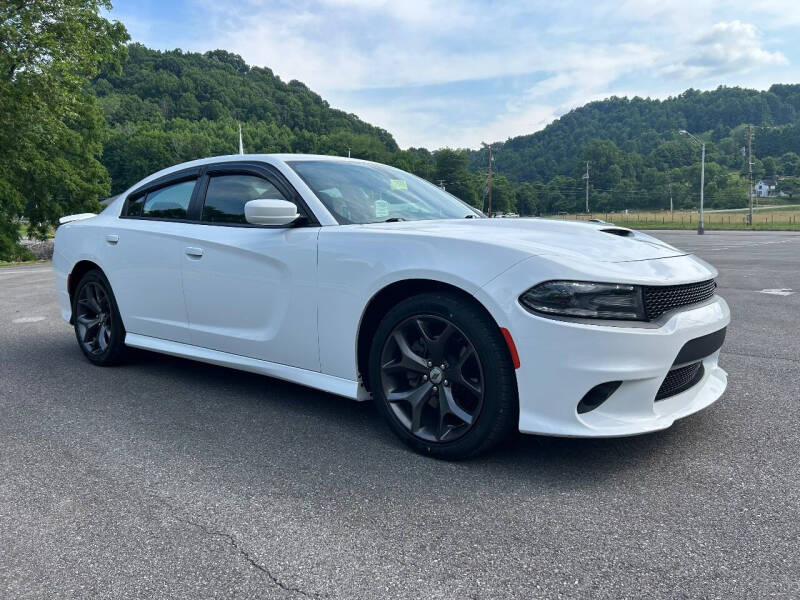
left=656, top=362, right=705, bottom=401
left=643, top=279, right=716, bottom=320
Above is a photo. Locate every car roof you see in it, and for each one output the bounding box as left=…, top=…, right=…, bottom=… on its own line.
left=125, top=154, right=375, bottom=194
left=168, top=153, right=366, bottom=171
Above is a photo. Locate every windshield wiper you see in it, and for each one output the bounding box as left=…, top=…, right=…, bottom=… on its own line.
left=464, top=214, right=479, bottom=218
left=383, top=217, right=407, bottom=222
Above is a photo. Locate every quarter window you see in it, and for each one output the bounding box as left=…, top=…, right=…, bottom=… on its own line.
left=202, top=174, right=288, bottom=224
left=125, top=195, right=145, bottom=217
left=125, top=179, right=196, bottom=219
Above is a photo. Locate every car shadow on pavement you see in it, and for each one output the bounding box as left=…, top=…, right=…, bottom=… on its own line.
left=17, top=334, right=720, bottom=496
left=119, top=348, right=707, bottom=483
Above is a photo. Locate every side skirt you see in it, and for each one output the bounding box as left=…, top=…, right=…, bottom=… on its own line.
left=125, top=333, right=360, bottom=400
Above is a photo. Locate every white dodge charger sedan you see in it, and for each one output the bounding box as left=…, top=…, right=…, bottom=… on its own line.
left=54, top=154, right=729, bottom=459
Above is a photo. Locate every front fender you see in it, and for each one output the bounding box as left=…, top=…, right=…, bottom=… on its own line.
left=317, top=227, right=527, bottom=380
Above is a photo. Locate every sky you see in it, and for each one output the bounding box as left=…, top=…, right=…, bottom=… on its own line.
left=109, top=0, right=800, bottom=150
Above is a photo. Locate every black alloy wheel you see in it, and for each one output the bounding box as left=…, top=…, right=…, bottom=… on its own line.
left=75, top=281, right=113, bottom=356
left=369, top=292, right=518, bottom=459
left=379, top=315, right=484, bottom=443
left=72, top=270, right=127, bottom=366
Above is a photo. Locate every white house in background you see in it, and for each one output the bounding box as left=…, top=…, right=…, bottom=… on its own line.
left=755, top=179, right=777, bottom=197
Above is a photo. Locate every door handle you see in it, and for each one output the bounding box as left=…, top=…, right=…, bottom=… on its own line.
left=184, top=246, right=204, bottom=258
left=105, top=234, right=119, bottom=244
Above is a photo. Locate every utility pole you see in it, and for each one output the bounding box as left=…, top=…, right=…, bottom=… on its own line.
left=347, top=147, right=351, bottom=158
left=699, top=142, right=705, bottom=234
left=238, top=123, right=244, bottom=154
left=583, top=161, right=590, bottom=213
left=487, top=145, right=493, bottom=217
left=667, top=177, right=673, bottom=214
left=747, top=125, right=754, bottom=225
left=437, top=179, right=446, bottom=190
left=679, top=130, right=705, bottom=234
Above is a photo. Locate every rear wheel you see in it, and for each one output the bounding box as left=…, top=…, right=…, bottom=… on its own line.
left=72, top=270, right=127, bottom=366
left=369, top=292, right=518, bottom=459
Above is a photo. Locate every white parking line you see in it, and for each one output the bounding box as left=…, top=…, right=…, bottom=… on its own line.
left=12, top=316, right=47, bottom=323
left=688, top=238, right=799, bottom=251
left=759, top=289, right=795, bottom=296
left=0, top=268, right=52, bottom=276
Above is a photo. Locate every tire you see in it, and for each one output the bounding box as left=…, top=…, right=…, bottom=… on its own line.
left=72, top=269, right=127, bottom=366
left=369, top=292, right=518, bottom=460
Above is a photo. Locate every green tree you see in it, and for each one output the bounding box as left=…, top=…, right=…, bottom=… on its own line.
left=489, top=175, right=515, bottom=214
left=434, top=149, right=476, bottom=205
left=0, top=0, right=128, bottom=259
left=762, top=157, right=777, bottom=178
left=778, top=176, right=800, bottom=199
left=514, top=182, right=538, bottom=216
left=778, top=152, right=800, bottom=176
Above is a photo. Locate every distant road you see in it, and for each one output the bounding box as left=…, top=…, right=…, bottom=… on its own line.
left=705, top=203, right=799, bottom=213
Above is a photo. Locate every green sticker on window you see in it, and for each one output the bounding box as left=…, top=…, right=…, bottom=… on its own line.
left=374, top=199, right=389, bottom=218
left=390, top=179, right=408, bottom=190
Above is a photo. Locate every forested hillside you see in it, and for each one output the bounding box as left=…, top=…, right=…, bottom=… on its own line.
left=95, top=45, right=423, bottom=193
left=95, top=49, right=800, bottom=215
left=467, top=86, right=800, bottom=213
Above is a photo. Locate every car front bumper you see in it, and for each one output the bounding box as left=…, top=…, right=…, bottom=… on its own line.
left=501, top=293, right=730, bottom=437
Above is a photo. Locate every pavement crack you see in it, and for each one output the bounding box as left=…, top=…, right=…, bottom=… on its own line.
left=179, top=517, right=322, bottom=599
left=147, top=494, right=323, bottom=599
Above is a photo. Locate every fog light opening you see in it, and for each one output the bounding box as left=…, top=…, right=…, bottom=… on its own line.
left=577, top=381, right=622, bottom=414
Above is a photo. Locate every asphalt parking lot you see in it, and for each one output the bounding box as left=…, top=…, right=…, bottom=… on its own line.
left=1, top=230, right=799, bottom=599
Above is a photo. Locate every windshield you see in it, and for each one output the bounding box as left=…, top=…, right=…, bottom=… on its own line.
left=288, top=160, right=483, bottom=224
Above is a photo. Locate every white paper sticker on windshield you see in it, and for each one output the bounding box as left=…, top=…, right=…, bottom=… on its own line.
left=320, top=187, right=343, bottom=198
left=390, top=179, right=408, bottom=190
left=374, top=199, right=389, bottom=218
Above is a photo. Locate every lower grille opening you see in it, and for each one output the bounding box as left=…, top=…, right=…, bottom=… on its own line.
left=577, top=381, right=622, bottom=414
left=656, top=362, right=705, bottom=401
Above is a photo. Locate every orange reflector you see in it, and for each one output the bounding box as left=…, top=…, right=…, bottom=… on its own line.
left=500, top=327, right=520, bottom=369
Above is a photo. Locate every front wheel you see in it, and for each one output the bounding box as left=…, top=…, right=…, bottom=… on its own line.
left=369, top=292, right=518, bottom=460
left=72, top=269, right=127, bottom=366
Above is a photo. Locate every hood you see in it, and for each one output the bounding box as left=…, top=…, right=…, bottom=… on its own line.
left=358, top=218, right=686, bottom=263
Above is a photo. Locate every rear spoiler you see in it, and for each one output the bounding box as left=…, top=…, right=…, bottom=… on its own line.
left=59, top=213, right=97, bottom=225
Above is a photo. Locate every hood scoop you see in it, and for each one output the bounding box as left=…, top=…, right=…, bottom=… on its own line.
left=599, top=227, right=633, bottom=237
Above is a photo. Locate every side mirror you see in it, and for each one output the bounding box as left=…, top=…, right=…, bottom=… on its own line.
left=244, top=199, right=300, bottom=226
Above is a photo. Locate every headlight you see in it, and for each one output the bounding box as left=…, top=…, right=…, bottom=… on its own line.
left=519, top=281, right=646, bottom=320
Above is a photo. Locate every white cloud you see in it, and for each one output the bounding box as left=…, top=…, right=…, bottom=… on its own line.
left=664, top=20, right=787, bottom=78
left=194, top=1, right=665, bottom=92
left=319, top=0, right=475, bottom=28
left=198, top=0, right=662, bottom=146
left=113, top=1, right=800, bottom=148
left=330, top=40, right=660, bottom=148
left=610, top=0, right=714, bottom=26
